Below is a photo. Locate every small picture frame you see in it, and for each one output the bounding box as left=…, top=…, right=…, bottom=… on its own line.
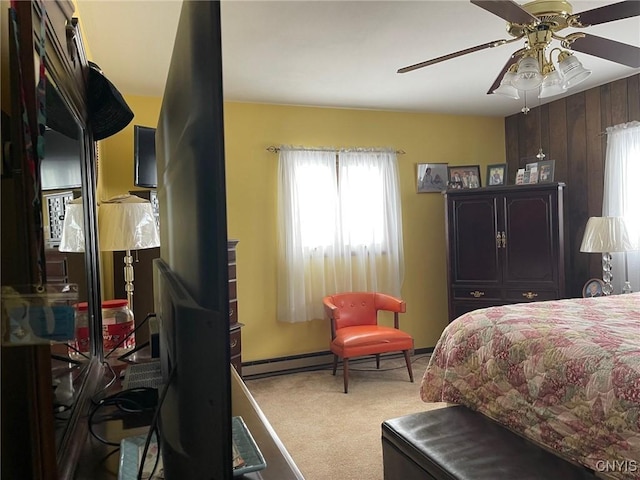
left=537, top=159, right=555, bottom=183
left=582, top=278, right=605, bottom=298
left=447, top=165, right=481, bottom=189
left=486, top=163, right=507, bottom=186
left=525, top=161, right=538, bottom=171
left=524, top=161, right=539, bottom=184
left=416, top=163, right=448, bottom=193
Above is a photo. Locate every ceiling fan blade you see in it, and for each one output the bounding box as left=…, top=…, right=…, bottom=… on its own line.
left=574, top=0, right=640, bottom=26
left=397, top=39, right=508, bottom=73
left=570, top=34, right=640, bottom=68
left=487, top=52, right=519, bottom=94
left=471, top=0, right=538, bottom=24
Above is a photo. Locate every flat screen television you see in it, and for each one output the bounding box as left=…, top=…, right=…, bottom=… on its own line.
left=152, top=258, right=229, bottom=479
left=40, top=129, right=82, bottom=191
left=153, top=1, right=232, bottom=479
left=134, top=125, right=158, bottom=188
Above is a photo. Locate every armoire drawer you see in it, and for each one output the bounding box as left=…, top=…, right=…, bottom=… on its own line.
left=452, top=287, right=502, bottom=301
left=504, top=289, right=558, bottom=302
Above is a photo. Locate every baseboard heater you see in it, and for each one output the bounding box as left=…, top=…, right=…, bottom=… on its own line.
left=241, top=347, right=433, bottom=380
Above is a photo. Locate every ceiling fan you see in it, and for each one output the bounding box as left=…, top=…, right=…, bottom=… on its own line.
left=398, top=0, right=640, bottom=99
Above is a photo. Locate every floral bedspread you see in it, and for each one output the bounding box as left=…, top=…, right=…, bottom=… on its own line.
left=421, top=293, right=640, bottom=479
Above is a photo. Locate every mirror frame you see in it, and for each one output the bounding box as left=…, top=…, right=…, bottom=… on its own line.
left=4, top=1, right=104, bottom=478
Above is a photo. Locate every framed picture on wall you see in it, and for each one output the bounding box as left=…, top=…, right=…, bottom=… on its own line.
left=416, top=163, right=448, bottom=193
left=486, top=163, right=507, bottom=186
left=447, top=165, right=481, bottom=189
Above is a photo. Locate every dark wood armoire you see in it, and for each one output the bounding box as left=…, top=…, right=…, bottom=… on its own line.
left=444, top=183, right=566, bottom=321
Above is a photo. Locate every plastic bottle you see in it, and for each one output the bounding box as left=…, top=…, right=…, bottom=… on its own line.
left=69, top=302, right=90, bottom=360
left=68, top=299, right=135, bottom=359
left=101, top=299, right=135, bottom=357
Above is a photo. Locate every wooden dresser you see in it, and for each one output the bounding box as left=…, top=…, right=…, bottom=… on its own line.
left=444, top=182, right=566, bottom=322
left=113, top=234, right=243, bottom=375
left=228, top=239, right=242, bottom=375
left=45, top=248, right=69, bottom=284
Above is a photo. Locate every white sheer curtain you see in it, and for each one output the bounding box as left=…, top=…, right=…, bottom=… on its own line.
left=602, top=121, right=640, bottom=293
left=277, top=147, right=404, bottom=323
left=337, top=151, right=404, bottom=295
left=277, top=148, right=339, bottom=322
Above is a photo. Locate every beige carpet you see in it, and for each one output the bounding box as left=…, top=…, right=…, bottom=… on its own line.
left=245, top=354, right=449, bottom=480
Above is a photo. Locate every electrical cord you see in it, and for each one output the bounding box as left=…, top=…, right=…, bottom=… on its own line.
left=137, top=365, right=176, bottom=480
left=88, top=387, right=159, bottom=446
left=137, top=425, right=162, bottom=480
left=104, top=313, right=155, bottom=360
left=89, top=396, right=144, bottom=446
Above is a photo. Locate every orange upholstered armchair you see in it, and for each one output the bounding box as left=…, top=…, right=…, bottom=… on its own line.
left=323, top=292, right=414, bottom=393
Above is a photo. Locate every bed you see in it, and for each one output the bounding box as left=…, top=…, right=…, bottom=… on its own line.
left=420, top=293, right=640, bottom=479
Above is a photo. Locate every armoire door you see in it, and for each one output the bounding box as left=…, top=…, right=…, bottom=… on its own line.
left=448, top=194, right=500, bottom=285
left=501, top=189, right=562, bottom=300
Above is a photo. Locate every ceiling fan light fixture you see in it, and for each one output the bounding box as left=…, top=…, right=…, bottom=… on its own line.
left=512, top=56, right=543, bottom=90
left=539, top=69, right=566, bottom=98
left=396, top=1, right=639, bottom=105
left=493, top=68, right=520, bottom=99
left=557, top=51, right=591, bottom=88
left=494, top=83, right=521, bottom=99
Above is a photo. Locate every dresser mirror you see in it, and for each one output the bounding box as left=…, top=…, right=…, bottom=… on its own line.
left=44, top=75, right=103, bottom=474
left=1, top=2, right=105, bottom=478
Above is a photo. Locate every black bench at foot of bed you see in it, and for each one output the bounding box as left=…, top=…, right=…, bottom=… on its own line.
left=381, top=405, right=598, bottom=480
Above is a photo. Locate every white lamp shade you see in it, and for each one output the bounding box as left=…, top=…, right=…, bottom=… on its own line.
left=559, top=54, right=591, bottom=88
left=493, top=71, right=520, bottom=99
left=538, top=70, right=566, bottom=98
left=512, top=56, right=543, bottom=91
left=59, top=199, right=85, bottom=252
left=98, top=195, right=160, bottom=252
left=580, top=216, right=636, bottom=253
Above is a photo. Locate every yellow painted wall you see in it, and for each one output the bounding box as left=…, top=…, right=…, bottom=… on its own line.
left=95, top=96, right=162, bottom=300
left=100, top=97, right=505, bottom=362
left=98, top=96, right=161, bottom=201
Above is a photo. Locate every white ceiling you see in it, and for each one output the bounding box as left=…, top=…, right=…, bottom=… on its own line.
left=76, top=0, right=640, bottom=117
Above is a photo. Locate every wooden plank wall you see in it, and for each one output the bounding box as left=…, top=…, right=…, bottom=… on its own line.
left=505, top=73, right=640, bottom=298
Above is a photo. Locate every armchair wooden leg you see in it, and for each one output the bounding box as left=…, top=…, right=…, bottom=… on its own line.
left=376, top=354, right=380, bottom=370
left=332, top=354, right=338, bottom=376
left=343, top=358, right=349, bottom=393
left=403, top=350, right=414, bottom=383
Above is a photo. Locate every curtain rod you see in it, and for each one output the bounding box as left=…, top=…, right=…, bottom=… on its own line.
left=266, top=145, right=406, bottom=155
left=598, top=120, right=640, bottom=136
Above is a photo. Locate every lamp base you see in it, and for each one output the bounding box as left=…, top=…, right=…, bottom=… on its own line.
left=602, top=252, right=614, bottom=295
left=123, top=249, right=135, bottom=313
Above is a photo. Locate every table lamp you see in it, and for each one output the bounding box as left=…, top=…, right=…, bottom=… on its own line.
left=98, top=194, right=160, bottom=313
left=579, top=216, right=635, bottom=295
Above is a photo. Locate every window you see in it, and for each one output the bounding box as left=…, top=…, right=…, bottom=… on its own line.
left=277, top=148, right=404, bottom=322
left=603, top=121, right=640, bottom=293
